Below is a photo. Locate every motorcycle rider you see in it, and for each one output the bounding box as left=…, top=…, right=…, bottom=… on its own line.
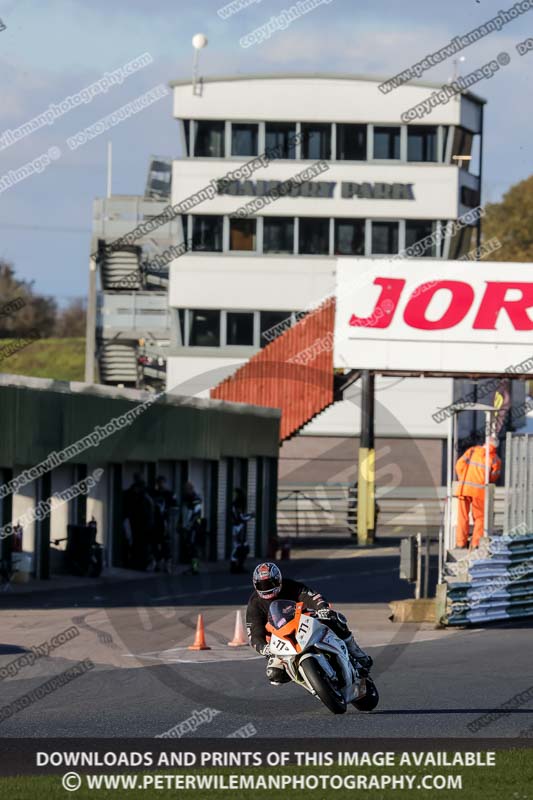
left=246, top=562, right=372, bottom=685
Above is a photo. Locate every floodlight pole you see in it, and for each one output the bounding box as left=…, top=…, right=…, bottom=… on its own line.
left=192, top=48, right=200, bottom=95
left=191, top=34, right=208, bottom=96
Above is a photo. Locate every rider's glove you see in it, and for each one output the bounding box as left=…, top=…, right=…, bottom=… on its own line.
left=260, top=643, right=271, bottom=656
left=316, top=607, right=334, bottom=621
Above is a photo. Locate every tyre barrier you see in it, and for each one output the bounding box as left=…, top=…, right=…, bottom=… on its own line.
left=444, top=533, right=533, bottom=625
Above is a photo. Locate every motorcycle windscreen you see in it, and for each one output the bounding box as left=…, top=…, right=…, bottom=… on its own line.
left=267, top=600, right=297, bottom=630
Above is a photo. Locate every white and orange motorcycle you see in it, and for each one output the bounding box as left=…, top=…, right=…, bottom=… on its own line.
left=265, top=599, right=379, bottom=715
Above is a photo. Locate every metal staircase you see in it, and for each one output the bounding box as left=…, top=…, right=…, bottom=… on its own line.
left=98, top=342, right=138, bottom=385
left=211, top=298, right=339, bottom=441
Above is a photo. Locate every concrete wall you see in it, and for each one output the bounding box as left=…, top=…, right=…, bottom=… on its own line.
left=172, top=76, right=478, bottom=127
left=169, top=253, right=335, bottom=316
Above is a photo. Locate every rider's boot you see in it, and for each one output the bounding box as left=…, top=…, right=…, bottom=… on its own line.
left=266, top=656, right=291, bottom=685
left=344, top=634, right=373, bottom=670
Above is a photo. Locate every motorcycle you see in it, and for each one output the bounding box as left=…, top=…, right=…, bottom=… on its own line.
left=266, top=599, right=379, bottom=715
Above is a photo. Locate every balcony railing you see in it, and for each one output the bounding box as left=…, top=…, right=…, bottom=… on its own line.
left=92, top=196, right=180, bottom=242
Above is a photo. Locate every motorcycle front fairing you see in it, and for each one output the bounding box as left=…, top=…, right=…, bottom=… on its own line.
left=296, top=614, right=364, bottom=703
left=268, top=606, right=365, bottom=703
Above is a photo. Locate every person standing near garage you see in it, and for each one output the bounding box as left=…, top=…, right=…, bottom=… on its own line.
left=150, top=475, right=178, bottom=572
left=181, top=481, right=203, bottom=575
left=455, top=436, right=501, bottom=549
left=230, top=487, right=254, bottom=574
left=123, top=474, right=155, bottom=570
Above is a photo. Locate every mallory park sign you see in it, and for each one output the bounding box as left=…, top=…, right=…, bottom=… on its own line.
left=215, top=179, right=415, bottom=200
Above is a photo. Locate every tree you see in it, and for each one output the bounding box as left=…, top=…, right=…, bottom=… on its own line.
left=0, top=260, right=57, bottom=338
left=483, top=175, right=533, bottom=261
left=54, top=298, right=87, bottom=337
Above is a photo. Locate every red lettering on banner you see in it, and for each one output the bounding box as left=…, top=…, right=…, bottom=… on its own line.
left=348, top=277, right=533, bottom=332
left=349, top=278, right=404, bottom=328
left=403, top=281, right=474, bottom=330
left=473, top=282, right=533, bottom=330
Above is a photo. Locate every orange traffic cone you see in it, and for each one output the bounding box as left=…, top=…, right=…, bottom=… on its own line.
left=228, top=609, right=248, bottom=647
left=188, top=614, right=211, bottom=651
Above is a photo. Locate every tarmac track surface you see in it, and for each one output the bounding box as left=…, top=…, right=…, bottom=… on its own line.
left=0, top=550, right=532, bottom=739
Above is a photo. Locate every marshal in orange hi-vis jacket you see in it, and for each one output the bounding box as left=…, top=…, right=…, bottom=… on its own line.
left=454, top=441, right=501, bottom=548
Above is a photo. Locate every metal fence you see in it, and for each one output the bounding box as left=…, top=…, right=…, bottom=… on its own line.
left=504, top=432, right=533, bottom=535
left=277, top=483, right=507, bottom=539
left=278, top=484, right=353, bottom=538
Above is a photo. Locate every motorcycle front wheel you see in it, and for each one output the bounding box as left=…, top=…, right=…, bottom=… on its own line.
left=299, top=657, right=346, bottom=715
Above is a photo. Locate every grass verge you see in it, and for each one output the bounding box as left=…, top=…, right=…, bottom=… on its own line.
left=0, top=338, right=85, bottom=381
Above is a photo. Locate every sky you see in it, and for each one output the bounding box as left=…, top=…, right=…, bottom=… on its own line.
left=0, top=0, right=531, bottom=302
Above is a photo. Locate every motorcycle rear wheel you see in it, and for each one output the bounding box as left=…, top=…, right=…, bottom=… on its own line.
left=352, top=676, right=379, bottom=712
left=300, top=657, right=346, bottom=715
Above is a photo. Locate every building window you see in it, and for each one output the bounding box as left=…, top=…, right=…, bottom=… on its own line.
left=299, top=218, right=330, bottom=255
left=373, top=126, right=401, bottom=159
left=180, top=215, right=189, bottom=247
left=231, top=123, right=259, bottom=157
left=451, top=127, right=474, bottom=168
left=371, top=221, right=399, bottom=254
left=461, top=186, right=480, bottom=207
left=406, top=220, right=435, bottom=257
left=177, top=309, right=185, bottom=345
left=192, top=216, right=223, bottom=251
left=193, top=120, right=225, bottom=157
left=408, top=126, right=438, bottom=162
left=260, top=310, right=293, bottom=346
left=438, top=220, right=449, bottom=257
left=226, top=312, right=255, bottom=346
left=183, top=120, right=190, bottom=156
left=439, top=126, right=449, bottom=161
left=265, top=122, right=297, bottom=158
left=189, top=310, right=220, bottom=347
left=301, top=123, right=331, bottom=160
left=230, top=218, right=257, bottom=251
left=263, top=217, right=294, bottom=254
left=335, top=219, right=365, bottom=255
left=337, top=124, right=367, bottom=160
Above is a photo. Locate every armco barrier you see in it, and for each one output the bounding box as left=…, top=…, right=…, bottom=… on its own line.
left=444, top=533, right=533, bottom=625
